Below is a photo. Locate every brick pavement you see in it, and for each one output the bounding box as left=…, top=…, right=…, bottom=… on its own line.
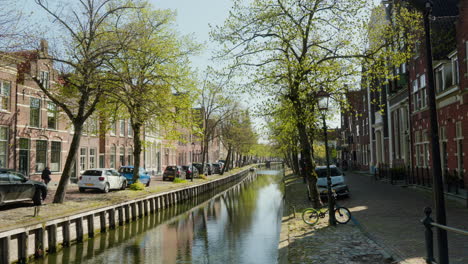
left=281, top=175, right=396, bottom=264
left=338, top=171, right=468, bottom=264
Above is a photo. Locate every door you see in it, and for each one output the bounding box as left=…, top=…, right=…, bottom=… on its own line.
left=19, top=139, right=30, bottom=177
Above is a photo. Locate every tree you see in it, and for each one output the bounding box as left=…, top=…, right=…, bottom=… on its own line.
left=198, top=68, right=234, bottom=172
left=29, top=0, right=134, bottom=203
left=213, top=0, right=421, bottom=208
left=104, top=3, right=200, bottom=183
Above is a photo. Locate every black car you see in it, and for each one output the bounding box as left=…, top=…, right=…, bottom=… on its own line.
left=0, top=169, right=48, bottom=206
left=211, top=163, right=221, bottom=174
left=162, top=166, right=186, bottom=181
left=192, top=163, right=208, bottom=175
left=182, top=165, right=199, bottom=179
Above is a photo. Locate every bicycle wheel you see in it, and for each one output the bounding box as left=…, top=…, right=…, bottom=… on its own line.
left=334, top=207, right=351, bottom=224
left=302, top=208, right=319, bottom=225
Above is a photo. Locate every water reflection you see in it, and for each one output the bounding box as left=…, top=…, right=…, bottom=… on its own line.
left=34, top=167, right=284, bottom=264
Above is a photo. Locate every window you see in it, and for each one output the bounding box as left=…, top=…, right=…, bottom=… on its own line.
left=435, top=68, right=444, bottom=93
left=128, top=120, right=133, bottom=137
left=440, top=127, right=447, bottom=171
left=110, top=145, right=116, bottom=168
left=0, top=80, right=11, bottom=111
left=452, top=56, right=459, bottom=85
left=456, top=122, right=464, bottom=176
left=120, top=120, right=125, bottom=136
left=47, top=102, right=57, bottom=129
left=110, top=121, right=117, bottom=136
left=80, top=147, right=87, bottom=171
left=127, top=147, right=133, bottom=166
left=89, top=148, right=96, bottom=169
left=36, top=140, right=47, bottom=172
left=0, top=127, right=7, bottom=168
left=40, top=71, right=50, bottom=89
left=30, top=98, right=41, bottom=127
left=99, top=154, right=105, bottom=168
left=119, top=147, right=125, bottom=166
left=423, top=131, right=429, bottom=167
left=50, top=142, right=61, bottom=172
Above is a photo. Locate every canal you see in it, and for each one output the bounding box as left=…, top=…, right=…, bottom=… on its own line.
left=33, top=167, right=284, bottom=264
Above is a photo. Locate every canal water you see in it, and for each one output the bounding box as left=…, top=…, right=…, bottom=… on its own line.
left=34, top=168, right=284, bottom=264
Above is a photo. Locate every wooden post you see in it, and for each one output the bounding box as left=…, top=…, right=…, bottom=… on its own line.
left=125, top=204, right=130, bottom=223
left=47, top=224, right=57, bottom=253
left=17, top=232, right=28, bottom=263
left=62, top=221, right=71, bottom=247
left=108, top=209, right=116, bottom=229
left=118, top=207, right=124, bottom=226
left=76, top=218, right=84, bottom=243
left=87, top=215, right=95, bottom=238
left=100, top=212, right=106, bottom=233
left=34, top=228, right=45, bottom=258
left=0, top=236, right=10, bottom=264
left=131, top=203, right=137, bottom=221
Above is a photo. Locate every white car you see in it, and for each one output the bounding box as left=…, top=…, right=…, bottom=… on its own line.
left=78, top=168, right=127, bottom=193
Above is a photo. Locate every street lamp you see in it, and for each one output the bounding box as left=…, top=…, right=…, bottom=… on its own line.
left=317, top=87, right=336, bottom=226
left=191, top=142, right=195, bottom=182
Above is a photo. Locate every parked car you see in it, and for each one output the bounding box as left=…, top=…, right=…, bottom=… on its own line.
left=163, top=166, right=186, bottom=181
left=0, top=169, right=48, bottom=206
left=78, top=169, right=127, bottom=193
left=118, top=166, right=151, bottom=187
left=315, top=165, right=349, bottom=198
left=192, top=163, right=208, bottom=175
left=182, top=165, right=199, bottom=179
left=211, top=163, right=222, bottom=174
left=205, top=163, right=213, bottom=175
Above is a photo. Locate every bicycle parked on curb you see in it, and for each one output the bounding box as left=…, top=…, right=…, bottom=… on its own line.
left=301, top=191, right=351, bottom=225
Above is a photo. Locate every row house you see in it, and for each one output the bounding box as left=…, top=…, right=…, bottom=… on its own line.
left=339, top=90, right=371, bottom=170
left=340, top=0, right=468, bottom=191
left=0, top=41, right=226, bottom=184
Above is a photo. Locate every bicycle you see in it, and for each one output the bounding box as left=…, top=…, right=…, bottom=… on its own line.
left=301, top=191, right=351, bottom=225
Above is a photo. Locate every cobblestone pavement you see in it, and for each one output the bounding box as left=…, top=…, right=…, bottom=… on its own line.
left=281, top=175, right=396, bottom=264
left=338, top=172, right=468, bottom=264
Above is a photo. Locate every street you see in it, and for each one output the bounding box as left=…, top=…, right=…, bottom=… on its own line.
left=339, top=172, right=468, bottom=264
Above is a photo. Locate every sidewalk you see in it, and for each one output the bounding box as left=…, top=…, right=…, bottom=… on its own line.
left=340, top=171, right=468, bottom=264
left=280, top=175, right=396, bottom=264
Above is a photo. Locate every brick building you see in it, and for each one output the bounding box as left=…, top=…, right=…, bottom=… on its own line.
left=0, top=40, right=227, bottom=183
left=340, top=0, right=468, bottom=190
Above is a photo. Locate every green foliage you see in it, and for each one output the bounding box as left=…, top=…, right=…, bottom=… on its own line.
left=173, top=178, right=188, bottom=184
left=129, top=181, right=145, bottom=191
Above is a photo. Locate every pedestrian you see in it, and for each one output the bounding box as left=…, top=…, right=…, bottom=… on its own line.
left=41, top=167, right=51, bottom=185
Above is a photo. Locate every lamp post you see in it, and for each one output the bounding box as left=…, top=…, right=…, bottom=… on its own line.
left=421, top=2, right=448, bottom=262
left=317, top=87, right=336, bottom=226
left=191, top=142, right=195, bottom=182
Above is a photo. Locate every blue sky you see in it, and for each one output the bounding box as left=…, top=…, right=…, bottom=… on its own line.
left=150, top=0, right=234, bottom=72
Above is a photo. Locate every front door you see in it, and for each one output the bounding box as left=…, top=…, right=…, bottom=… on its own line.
left=19, top=139, right=30, bottom=177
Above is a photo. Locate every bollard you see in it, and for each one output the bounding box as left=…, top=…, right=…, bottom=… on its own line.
left=421, top=207, right=435, bottom=264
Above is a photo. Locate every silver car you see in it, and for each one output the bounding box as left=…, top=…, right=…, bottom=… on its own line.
left=315, top=165, right=350, bottom=198
left=78, top=169, right=127, bottom=193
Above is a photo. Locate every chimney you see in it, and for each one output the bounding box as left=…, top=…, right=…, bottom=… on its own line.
left=40, top=39, right=48, bottom=55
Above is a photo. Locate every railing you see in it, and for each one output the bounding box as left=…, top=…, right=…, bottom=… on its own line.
left=421, top=207, right=468, bottom=264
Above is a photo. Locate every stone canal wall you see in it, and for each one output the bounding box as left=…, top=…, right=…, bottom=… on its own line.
left=0, top=167, right=256, bottom=263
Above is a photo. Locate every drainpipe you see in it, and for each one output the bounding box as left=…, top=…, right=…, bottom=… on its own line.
left=367, top=82, right=374, bottom=173
left=13, top=81, right=19, bottom=171
left=387, top=83, right=393, bottom=167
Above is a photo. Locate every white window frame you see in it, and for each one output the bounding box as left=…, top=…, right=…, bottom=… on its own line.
left=80, top=147, right=87, bottom=171
left=452, top=56, right=459, bottom=85
left=0, top=126, right=8, bottom=168
left=89, top=148, right=96, bottom=169
left=119, top=120, right=125, bottom=137
left=40, top=71, right=50, bottom=89
left=0, top=80, right=11, bottom=111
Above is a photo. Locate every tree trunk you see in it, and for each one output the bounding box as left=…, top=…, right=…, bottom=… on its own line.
left=53, top=122, right=83, bottom=203
left=297, top=120, right=321, bottom=208
left=132, top=122, right=143, bottom=182
left=291, top=148, right=300, bottom=176
left=221, top=145, right=232, bottom=174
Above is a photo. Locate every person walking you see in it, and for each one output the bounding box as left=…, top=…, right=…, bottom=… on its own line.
left=41, top=167, right=51, bottom=185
